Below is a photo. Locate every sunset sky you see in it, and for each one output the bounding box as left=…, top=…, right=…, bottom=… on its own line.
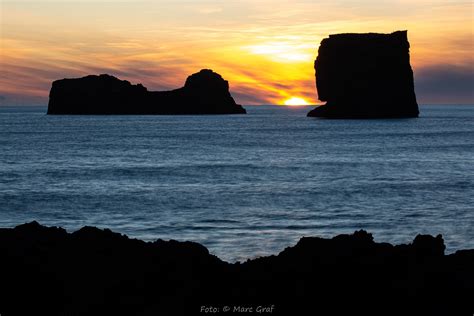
left=1, top=0, right=473, bottom=106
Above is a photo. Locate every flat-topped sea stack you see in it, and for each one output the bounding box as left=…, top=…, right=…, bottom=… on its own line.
left=308, top=31, right=419, bottom=118
left=47, top=69, right=246, bottom=115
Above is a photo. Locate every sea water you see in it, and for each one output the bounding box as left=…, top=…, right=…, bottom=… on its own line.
left=1, top=105, right=473, bottom=262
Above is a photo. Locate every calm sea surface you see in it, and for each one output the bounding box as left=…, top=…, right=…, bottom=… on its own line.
left=1, top=105, right=473, bottom=261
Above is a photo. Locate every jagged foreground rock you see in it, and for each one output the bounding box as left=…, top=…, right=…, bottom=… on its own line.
left=308, top=31, right=419, bottom=118
left=47, top=69, right=246, bottom=115
left=0, top=222, right=472, bottom=315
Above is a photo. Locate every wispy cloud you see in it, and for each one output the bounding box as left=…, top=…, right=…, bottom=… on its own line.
left=415, top=64, right=474, bottom=104
left=197, top=7, right=223, bottom=14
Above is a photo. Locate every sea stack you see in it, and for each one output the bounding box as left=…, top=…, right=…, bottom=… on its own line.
left=307, top=31, right=419, bottom=118
left=47, top=69, right=246, bottom=115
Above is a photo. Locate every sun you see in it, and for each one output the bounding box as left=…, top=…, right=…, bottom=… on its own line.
left=283, top=97, right=309, bottom=106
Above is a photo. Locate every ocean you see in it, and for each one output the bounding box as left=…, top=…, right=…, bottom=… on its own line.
left=1, top=105, right=473, bottom=262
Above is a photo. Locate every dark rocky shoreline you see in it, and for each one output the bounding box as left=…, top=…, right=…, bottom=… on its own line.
left=0, top=222, right=472, bottom=315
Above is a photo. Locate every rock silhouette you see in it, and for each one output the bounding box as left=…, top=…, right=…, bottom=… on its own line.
left=0, top=222, right=472, bottom=315
left=47, top=69, right=246, bottom=115
left=308, top=31, right=419, bottom=118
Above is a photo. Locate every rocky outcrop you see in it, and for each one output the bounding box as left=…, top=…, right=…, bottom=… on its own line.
left=0, top=222, right=472, bottom=315
left=47, top=69, right=246, bottom=114
left=308, top=31, right=419, bottom=118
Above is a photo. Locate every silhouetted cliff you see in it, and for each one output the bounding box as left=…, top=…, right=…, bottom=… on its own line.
left=0, top=222, right=472, bottom=315
left=308, top=31, right=419, bottom=118
left=47, top=69, right=246, bottom=114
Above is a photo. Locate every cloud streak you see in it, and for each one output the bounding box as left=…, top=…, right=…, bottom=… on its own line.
left=414, top=64, right=474, bottom=104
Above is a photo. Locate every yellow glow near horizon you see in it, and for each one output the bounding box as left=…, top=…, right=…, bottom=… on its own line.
left=284, top=97, right=309, bottom=106
left=247, top=42, right=313, bottom=62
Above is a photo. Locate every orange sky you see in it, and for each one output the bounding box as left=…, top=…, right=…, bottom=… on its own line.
left=1, top=0, right=473, bottom=106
